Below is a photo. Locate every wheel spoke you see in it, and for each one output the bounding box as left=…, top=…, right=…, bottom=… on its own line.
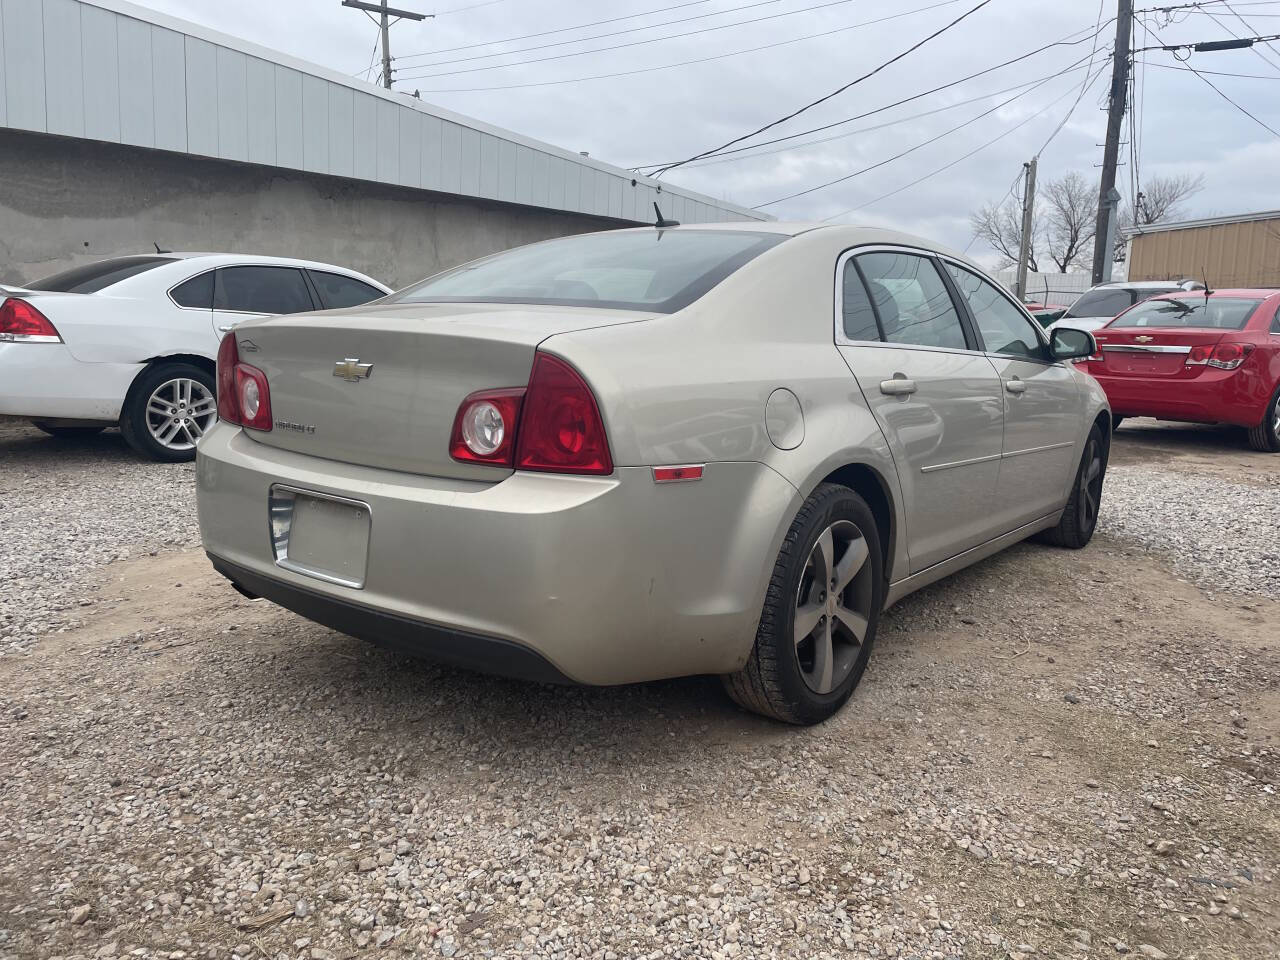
left=189, top=398, right=217, bottom=417
left=159, top=421, right=183, bottom=444
left=794, top=602, right=823, bottom=646
left=833, top=537, right=868, bottom=593
left=832, top=604, right=868, bottom=644
left=811, top=621, right=834, bottom=694
left=185, top=419, right=204, bottom=441
left=1086, top=458, right=1101, bottom=483
left=147, top=401, right=171, bottom=417
left=815, top=528, right=834, bottom=583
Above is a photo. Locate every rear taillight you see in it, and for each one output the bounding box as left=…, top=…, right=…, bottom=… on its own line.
left=516, top=353, right=612, bottom=475
left=448, top=352, right=612, bottom=475
left=1186, top=342, right=1253, bottom=370
left=450, top=389, right=524, bottom=465
left=0, top=298, right=61, bottom=342
left=215, top=332, right=273, bottom=430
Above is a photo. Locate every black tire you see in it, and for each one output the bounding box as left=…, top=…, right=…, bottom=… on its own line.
left=119, top=362, right=217, bottom=463
left=1112, top=416, right=1124, bottom=433
left=32, top=422, right=106, bottom=439
left=1246, top=385, right=1280, bottom=453
left=1040, top=423, right=1107, bottom=549
left=722, top=483, right=885, bottom=725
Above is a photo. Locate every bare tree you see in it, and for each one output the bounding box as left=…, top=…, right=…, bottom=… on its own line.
left=970, top=197, right=1038, bottom=272
left=1116, top=173, right=1205, bottom=259
left=1041, top=172, right=1096, bottom=273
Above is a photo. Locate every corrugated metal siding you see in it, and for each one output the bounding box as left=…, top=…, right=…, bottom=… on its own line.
left=1128, top=217, right=1280, bottom=288
left=1, top=0, right=763, bottom=224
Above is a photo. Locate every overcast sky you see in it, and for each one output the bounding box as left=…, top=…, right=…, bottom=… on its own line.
left=134, top=0, right=1280, bottom=265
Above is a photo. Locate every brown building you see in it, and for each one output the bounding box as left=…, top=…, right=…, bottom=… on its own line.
left=1126, top=210, right=1280, bottom=289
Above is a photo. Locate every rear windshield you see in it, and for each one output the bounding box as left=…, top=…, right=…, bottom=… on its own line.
left=388, top=230, right=787, bottom=313
left=1110, top=297, right=1262, bottom=330
left=1063, top=286, right=1180, bottom=320
left=28, top=256, right=176, bottom=294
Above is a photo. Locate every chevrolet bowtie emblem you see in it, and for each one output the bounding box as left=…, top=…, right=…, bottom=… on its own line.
left=333, top=358, right=374, bottom=381
left=1134, top=335, right=1155, bottom=343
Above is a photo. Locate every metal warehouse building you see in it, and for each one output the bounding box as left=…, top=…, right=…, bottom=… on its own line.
left=0, top=0, right=765, bottom=288
left=1126, top=210, right=1280, bottom=290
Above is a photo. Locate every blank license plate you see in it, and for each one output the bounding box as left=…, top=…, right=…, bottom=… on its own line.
left=271, top=487, right=370, bottom=588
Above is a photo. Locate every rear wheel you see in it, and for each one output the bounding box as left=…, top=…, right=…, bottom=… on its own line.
left=120, top=363, right=217, bottom=462
left=1040, top=423, right=1107, bottom=549
left=32, top=422, right=106, bottom=439
left=722, top=483, right=884, bottom=725
left=1246, top=386, right=1280, bottom=453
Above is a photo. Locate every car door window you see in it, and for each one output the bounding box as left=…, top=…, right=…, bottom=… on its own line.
left=856, top=252, right=966, bottom=350
left=945, top=264, right=1046, bottom=360
left=214, top=266, right=314, bottom=315
left=840, top=260, right=882, bottom=341
left=170, top=271, right=214, bottom=309
left=307, top=270, right=385, bottom=310
left=1272, top=303, right=1280, bottom=333
left=1063, top=289, right=1133, bottom=319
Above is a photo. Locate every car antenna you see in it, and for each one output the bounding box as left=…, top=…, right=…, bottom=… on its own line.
left=653, top=202, right=680, bottom=229
left=153, top=241, right=169, bottom=254
left=1202, top=268, right=1211, bottom=301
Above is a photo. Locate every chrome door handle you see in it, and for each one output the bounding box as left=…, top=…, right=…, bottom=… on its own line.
left=879, top=378, right=917, bottom=396
left=1005, top=379, right=1027, bottom=394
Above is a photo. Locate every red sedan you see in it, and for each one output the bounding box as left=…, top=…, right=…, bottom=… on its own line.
left=1078, top=288, right=1280, bottom=452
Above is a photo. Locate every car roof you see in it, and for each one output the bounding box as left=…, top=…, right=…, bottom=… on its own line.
left=1092, top=280, right=1193, bottom=289
left=1147, top=288, right=1280, bottom=299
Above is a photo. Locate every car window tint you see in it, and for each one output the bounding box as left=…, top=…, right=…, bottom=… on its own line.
left=170, top=272, right=214, bottom=309
left=1272, top=303, right=1280, bottom=334
left=214, top=266, right=314, bottom=315
left=1111, top=297, right=1263, bottom=330
left=945, top=264, right=1045, bottom=359
left=855, top=252, right=966, bottom=350
left=28, top=256, right=176, bottom=294
left=307, top=270, right=385, bottom=310
left=841, top=260, right=881, bottom=341
left=1064, top=289, right=1133, bottom=319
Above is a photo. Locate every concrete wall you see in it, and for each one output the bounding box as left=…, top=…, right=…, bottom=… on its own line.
left=0, top=128, right=631, bottom=289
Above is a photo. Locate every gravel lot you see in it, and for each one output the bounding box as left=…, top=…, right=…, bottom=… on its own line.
left=1, top=416, right=1277, bottom=960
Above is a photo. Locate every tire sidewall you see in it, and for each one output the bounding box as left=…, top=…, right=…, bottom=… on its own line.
left=121, top=363, right=215, bottom=463
left=771, top=488, right=885, bottom=724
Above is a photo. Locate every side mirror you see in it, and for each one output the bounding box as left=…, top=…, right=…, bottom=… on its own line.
left=1050, top=326, right=1097, bottom=362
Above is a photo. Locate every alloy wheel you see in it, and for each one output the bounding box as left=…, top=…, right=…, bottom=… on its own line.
left=145, top=378, right=217, bottom=452
left=1078, top=435, right=1104, bottom=531
left=793, top=520, right=874, bottom=695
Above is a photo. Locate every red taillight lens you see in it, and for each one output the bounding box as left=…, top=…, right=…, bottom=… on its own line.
left=1186, top=344, right=1213, bottom=366
left=449, top=388, right=524, bottom=465
left=516, top=353, right=612, bottom=475
left=1209, top=342, right=1252, bottom=370
left=0, top=298, right=61, bottom=341
left=215, top=332, right=272, bottom=430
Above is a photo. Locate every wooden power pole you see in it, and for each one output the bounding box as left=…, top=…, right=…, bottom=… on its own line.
left=1014, top=157, right=1037, bottom=302
left=342, top=0, right=430, bottom=90
left=1091, top=0, right=1133, bottom=284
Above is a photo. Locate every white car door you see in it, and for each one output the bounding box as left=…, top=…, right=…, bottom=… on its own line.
left=943, top=262, right=1082, bottom=532
left=211, top=265, right=317, bottom=340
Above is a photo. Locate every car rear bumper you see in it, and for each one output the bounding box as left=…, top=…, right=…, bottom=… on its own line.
left=0, top=343, right=140, bottom=420
left=196, top=423, right=800, bottom=685
left=1089, top=369, right=1270, bottom=427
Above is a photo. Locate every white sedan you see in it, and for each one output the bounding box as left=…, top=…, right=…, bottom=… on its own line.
left=0, top=254, right=389, bottom=460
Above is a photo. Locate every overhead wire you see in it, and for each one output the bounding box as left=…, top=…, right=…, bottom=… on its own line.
left=1036, top=0, right=1108, bottom=155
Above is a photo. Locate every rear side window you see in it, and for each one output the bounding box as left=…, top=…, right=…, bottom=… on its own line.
left=840, top=261, right=881, bottom=341
left=214, top=266, right=314, bottom=315
left=389, top=230, right=787, bottom=314
left=307, top=270, right=385, bottom=310
left=28, top=256, right=176, bottom=294
left=856, top=252, right=967, bottom=351
left=1272, top=303, right=1280, bottom=334
left=1063, top=289, right=1133, bottom=319
left=945, top=264, right=1045, bottom=359
left=170, top=272, right=214, bottom=309
left=1111, top=297, right=1263, bottom=330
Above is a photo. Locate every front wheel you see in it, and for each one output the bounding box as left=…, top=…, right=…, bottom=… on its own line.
left=119, top=363, right=218, bottom=462
left=722, top=483, right=884, bottom=725
left=1246, top=386, right=1280, bottom=453
left=1040, top=423, right=1107, bottom=549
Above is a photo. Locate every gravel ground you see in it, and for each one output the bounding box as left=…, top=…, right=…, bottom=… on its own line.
left=1, top=417, right=1277, bottom=960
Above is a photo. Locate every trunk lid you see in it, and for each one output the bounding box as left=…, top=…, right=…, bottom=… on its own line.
left=234, top=302, right=649, bottom=479
left=1090, top=326, right=1231, bottom=378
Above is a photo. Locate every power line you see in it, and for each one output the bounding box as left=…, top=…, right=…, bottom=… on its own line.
left=629, top=20, right=1114, bottom=169
left=397, top=0, right=875, bottom=80
left=431, top=0, right=509, bottom=13
left=822, top=60, right=1110, bottom=221
left=1145, top=58, right=1280, bottom=75
left=400, top=0, right=712, bottom=58
left=753, top=57, right=1094, bottom=208
left=1202, top=7, right=1280, bottom=72
left=1222, top=0, right=1280, bottom=66
left=650, top=0, right=996, bottom=178
left=399, top=0, right=768, bottom=67
left=413, top=0, right=967, bottom=93
left=1037, top=0, right=1109, bottom=155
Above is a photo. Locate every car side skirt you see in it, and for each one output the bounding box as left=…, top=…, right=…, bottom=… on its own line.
left=883, top=512, right=1062, bottom=609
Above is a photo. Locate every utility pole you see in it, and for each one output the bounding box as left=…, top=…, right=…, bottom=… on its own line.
left=1091, top=0, right=1133, bottom=284
left=342, top=0, right=430, bottom=90
left=1014, top=157, right=1037, bottom=302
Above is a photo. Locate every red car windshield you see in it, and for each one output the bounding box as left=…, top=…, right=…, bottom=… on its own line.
left=1109, top=297, right=1262, bottom=330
